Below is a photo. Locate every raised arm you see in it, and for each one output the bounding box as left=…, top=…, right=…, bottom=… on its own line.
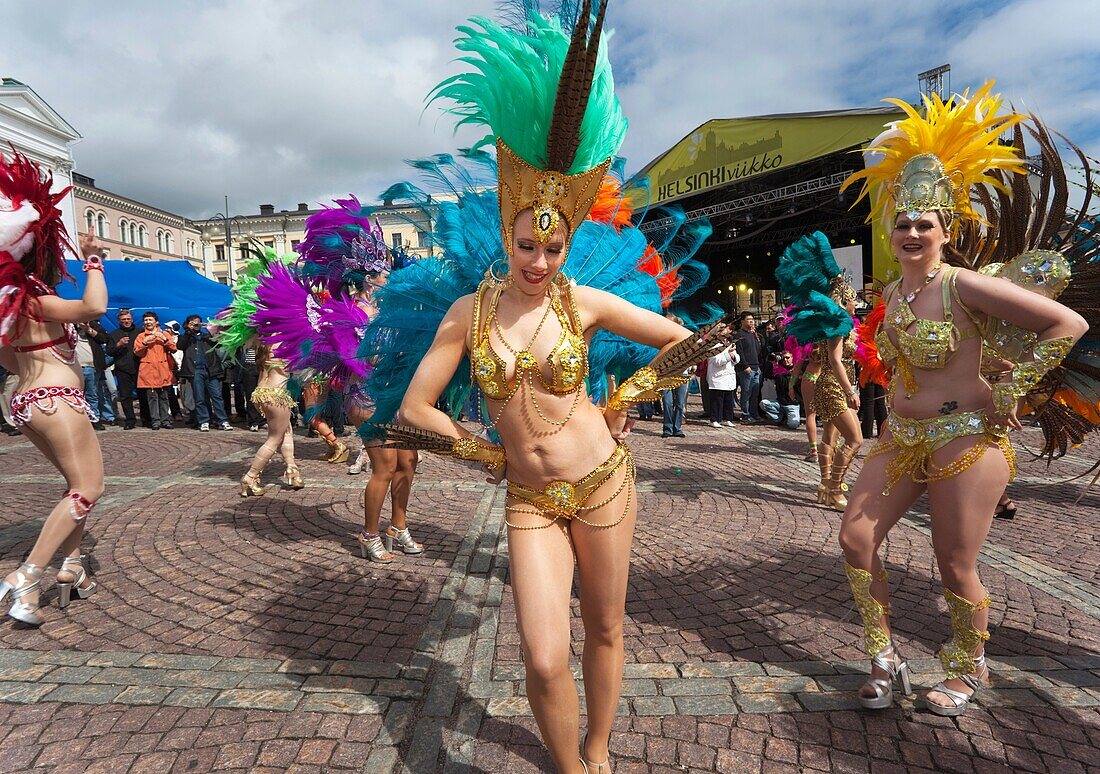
left=577, top=286, right=727, bottom=438
left=956, top=269, right=1087, bottom=345
left=578, top=286, right=692, bottom=352
left=33, top=228, right=107, bottom=323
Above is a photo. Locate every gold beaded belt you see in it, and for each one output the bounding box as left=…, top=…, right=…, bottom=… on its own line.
left=870, top=410, right=1014, bottom=494
left=505, top=443, right=634, bottom=529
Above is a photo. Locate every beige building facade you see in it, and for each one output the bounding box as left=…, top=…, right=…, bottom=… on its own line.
left=74, top=174, right=204, bottom=269
left=194, top=200, right=439, bottom=285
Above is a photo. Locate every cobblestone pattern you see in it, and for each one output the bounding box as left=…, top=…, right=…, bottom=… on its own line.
left=490, top=420, right=1100, bottom=671
left=1, top=410, right=1099, bottom=771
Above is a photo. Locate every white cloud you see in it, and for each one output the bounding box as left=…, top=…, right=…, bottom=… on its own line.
left=3, top=0, right=1096, bottom=217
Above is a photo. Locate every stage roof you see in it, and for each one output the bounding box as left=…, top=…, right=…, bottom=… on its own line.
left=638, top=106, right=906, bottom=207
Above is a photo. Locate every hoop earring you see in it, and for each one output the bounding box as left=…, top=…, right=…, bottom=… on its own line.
left=485, top=258, right=509, bottom=286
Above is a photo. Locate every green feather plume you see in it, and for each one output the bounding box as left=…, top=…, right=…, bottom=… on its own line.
left=430, top=10, right=626, bottom=175
left=211, top=245, right=296, bottom=364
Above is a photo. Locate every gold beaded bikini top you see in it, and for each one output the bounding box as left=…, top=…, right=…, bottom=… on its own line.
left=876, top=266, right=981, bottom=395
left=469, top=278, right=588, bottom=402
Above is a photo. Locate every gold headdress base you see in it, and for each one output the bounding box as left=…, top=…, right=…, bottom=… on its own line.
left=497, top=139, right=610, bottom=256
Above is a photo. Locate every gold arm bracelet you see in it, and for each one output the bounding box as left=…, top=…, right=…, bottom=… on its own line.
left=451, top=436, right=507, bottom=471
left=990, top=336, right=1073, bottom=415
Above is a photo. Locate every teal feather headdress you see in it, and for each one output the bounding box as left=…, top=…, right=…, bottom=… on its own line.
left=775, top=232, right=854, bottom=345
left=430, top=0, right=628, bottom=251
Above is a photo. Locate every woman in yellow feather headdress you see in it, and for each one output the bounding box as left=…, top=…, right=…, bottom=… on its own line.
left=836, top=82, right=1088, bottom=716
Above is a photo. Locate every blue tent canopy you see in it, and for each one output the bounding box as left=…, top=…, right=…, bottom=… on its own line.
left=59, top=259, right=233, bottom=332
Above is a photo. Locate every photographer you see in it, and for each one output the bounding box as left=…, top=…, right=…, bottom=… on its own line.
left=133, top=311, right=177, bottom=430
left=176, top=315, right=231, bottom=431
left=75, top=319, right=114, bottom=430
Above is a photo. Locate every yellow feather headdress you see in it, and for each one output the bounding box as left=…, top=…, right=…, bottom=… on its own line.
left=842, top=81, right=1027, bottom=227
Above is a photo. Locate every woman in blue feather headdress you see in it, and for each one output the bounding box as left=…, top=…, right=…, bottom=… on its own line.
left=371, top=4, right=730, bottom=770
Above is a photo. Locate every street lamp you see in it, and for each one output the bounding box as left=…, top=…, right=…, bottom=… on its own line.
left=201, top=195, right=250, bottom=284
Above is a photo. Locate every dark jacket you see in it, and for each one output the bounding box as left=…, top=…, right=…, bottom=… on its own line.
left=176, top=328, right=226, bottom=379
left=107, top=324, right=141, bottom=375
left=81, top=321, right=110, bottom=373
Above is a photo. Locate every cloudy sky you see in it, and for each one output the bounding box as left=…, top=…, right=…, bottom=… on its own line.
left=4, top=0, right=1098, bottom=219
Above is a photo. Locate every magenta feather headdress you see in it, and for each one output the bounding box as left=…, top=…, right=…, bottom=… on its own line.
left=252, top=260, right=371, bottom=386
left=297, top=196, right=392, bottom=292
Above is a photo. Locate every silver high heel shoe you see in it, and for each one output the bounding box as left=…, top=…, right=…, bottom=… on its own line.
left=56, top=556, right=97, bottom=609
left=926, top=654, right=989, bottom=717
left=0, top=562, right=44, bottom=625
left=357, top=532, right=394, bottom=563
left=386, top=526, right=424, bottom=555
left=348, top=447, right=368, bottom=475
left=860, top=641, right=912, bottom=709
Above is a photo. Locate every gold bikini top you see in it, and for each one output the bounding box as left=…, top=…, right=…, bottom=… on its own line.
left=263, top=357, right=289, bottom=372
left=876, top=266, right=981, bottom=395
left=469, top=278, right=588, bottom=402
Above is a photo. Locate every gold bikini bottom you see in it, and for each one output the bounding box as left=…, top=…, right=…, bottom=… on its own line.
left=251, top=386, right=296, bottom=415
left=505, top=443, right=634, bottom=529
left=869, top=410, right=1015, bottom=495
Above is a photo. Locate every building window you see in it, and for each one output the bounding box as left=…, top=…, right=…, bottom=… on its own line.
left=138, top=225, right=147, bottom=248
left=264, top=240, right=274, bottom=249
left=97, top=213, right=107, bottom=239
left=118, top=218, right=129, bottom=243
left=156, top=231, right=163, bottom=252
left=129, top=222, right=137, bottom=245
left=215, top=244, right=225, bottom=262
left=84, top=210, right=95, bottom=233
left=417, top=230, right=430, bottom=248
left=186, top=240, right=196, bottom=258
left=165, top=233, right=174, bottom=254
left=391, top=232, right=403, bottom=251
left=291, top=239, right=301, bottom=251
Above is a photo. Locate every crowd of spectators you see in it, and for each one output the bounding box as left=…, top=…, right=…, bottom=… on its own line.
left=634, top=307, right=884, bottom=440
left=25, top=307, right=275, bottom=434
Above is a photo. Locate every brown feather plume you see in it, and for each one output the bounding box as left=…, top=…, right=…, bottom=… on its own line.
left=545, top=0, right=608, bottom=172
left=376, top=424, right=457, bottom=453
left=650, top=319, right=733, bottom=378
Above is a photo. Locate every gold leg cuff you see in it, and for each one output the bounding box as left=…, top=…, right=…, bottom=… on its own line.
left=845, top=563, right=892, bottom=656
left=939, top=587, right=991, bottom=680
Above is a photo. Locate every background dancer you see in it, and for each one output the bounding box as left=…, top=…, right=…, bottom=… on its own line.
left=291, top=204, right=425, bottom=563
left=777, top=233, right=864, bottom=509
left=0, top=151, right=107, bottom=624
left=212, top=248, right=304, bottom=496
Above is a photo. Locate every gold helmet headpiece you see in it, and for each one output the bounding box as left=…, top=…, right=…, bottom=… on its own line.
left=842, top=81, right=1026, bottom=229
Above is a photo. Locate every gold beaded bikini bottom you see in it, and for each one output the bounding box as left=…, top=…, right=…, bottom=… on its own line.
left=251, top=386, right=296, bottom=415
left=505, top=443, right=634, bottom=529
left=869, top=410, right=1015, bottom=495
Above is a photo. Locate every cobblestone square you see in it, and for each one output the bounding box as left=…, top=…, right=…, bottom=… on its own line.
left=1, top=403, right=1098, bottom=772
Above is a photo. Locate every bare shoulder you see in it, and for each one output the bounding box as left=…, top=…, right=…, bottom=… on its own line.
left=570, top=283, right=616, bottom=315
left=445, top=292, right=477, bottom=321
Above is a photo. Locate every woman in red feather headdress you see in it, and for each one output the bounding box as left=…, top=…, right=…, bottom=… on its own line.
left=0, top=149, right=108, bottom=626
